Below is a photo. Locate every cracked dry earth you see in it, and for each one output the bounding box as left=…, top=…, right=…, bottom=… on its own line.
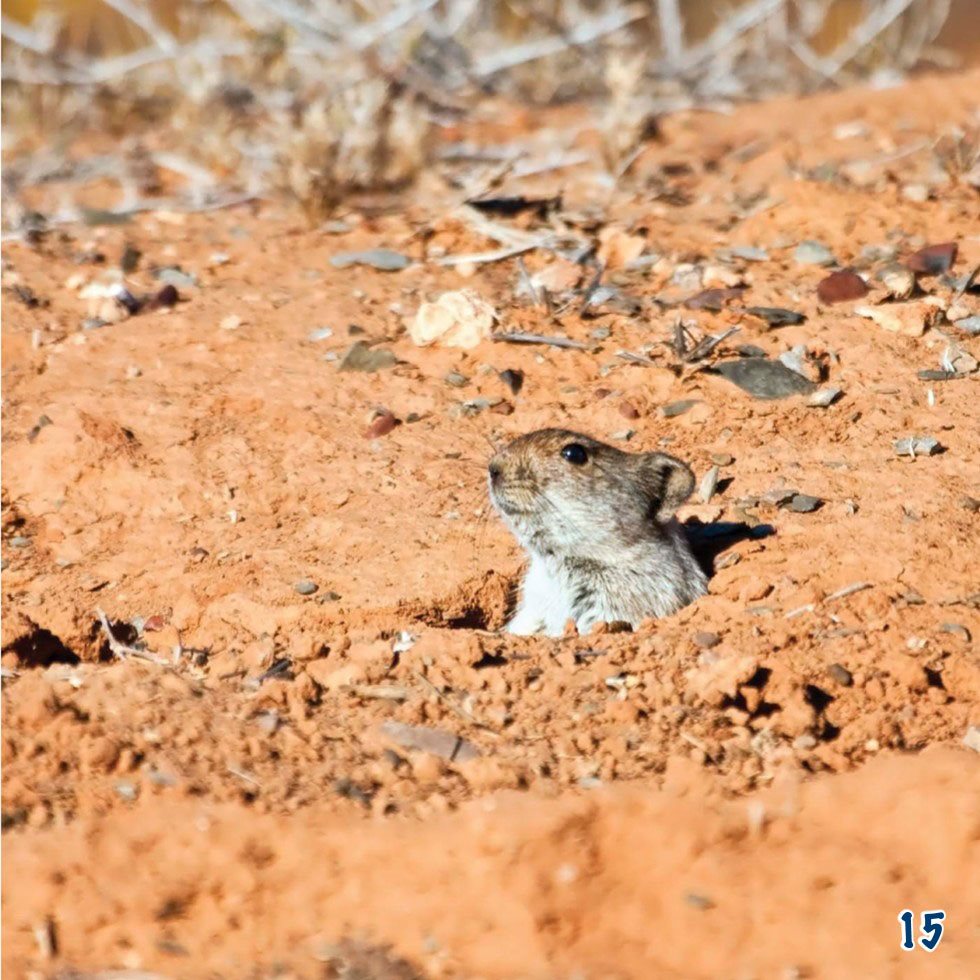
left=3, top=69, right=980, bottom=978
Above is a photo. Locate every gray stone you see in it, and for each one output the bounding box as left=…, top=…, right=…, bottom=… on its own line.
left=329, top=249, right=411, bottom=271
left=794, top=241, right=835, bottom=266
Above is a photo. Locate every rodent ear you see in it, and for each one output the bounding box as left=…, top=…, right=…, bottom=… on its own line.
left=643, top=453, right=695, bottom=522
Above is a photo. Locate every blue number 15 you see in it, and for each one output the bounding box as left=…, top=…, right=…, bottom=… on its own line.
left=899, top=909, right=946, bottom=952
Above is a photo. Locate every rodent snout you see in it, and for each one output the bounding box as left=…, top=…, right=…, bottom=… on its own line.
left=488, top=459, right=503, bottom=486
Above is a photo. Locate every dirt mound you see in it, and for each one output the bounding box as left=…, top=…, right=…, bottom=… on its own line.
left=4, top=750, right=979, bottom=977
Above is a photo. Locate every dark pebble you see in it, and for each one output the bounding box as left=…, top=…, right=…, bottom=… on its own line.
left=789, top=494, right=823, bottom=513
left=817, top=269, right=869, bottom=304
left=619, top=401, right=641, bottom=420
left=917, top=369, right=957, bottom=382
left=745, top=306, right=806, bottom=327
left=906, top=242, right=957, bottom=275
left=499, top=368, right=524, bottom=395
left=120, top=243, right=141, bottom=273
left=713, top=359, right=816, bottom=399
left=444, top=371, right=469, bottom=388
left=736, top=345, right=768, bottom=358
left=828, top=663, right=853, bottom=687
left=147, top=284, right=179, bottom=310
left=293, top=580, right=318, bottom=595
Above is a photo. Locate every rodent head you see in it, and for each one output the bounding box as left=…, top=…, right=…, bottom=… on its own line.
left=488, top=428, right=695, bottom=561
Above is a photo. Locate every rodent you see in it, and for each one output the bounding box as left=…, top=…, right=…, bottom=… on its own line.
left=488, top=428, right=708, bottom=636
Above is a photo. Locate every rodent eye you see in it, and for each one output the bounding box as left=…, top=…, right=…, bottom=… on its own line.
left=561, top=443, right=589, bottom=465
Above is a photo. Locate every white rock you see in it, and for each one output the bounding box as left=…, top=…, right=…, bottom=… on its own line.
left=409, top=289, right=497, bottom=349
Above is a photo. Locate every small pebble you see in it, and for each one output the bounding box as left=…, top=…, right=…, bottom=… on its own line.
left=778, top=344, right=814, bottom=381
left=817, top=269, right=869, bottom=304
left=684, top=893, right=715, bottom=910
left=963, top=726, right=980, bottom=754
left=745, top=306, right=806, bottom=327
left=699, top=465, right=720, bottom=504
left=498, top=368, right=524, bottom=394
left=338, top=341, right=397, bottom=373
left=789, top=494, right=822, bottom=513
left=147, top=284, right=179, bottom=310
left=329, top=249, right=410, bottom=271
left=906, top=242, right=957, bottom=275
left=294, top=580, right=318, bottom=595
left=308, top=326, right=334, bottom=342
left=729, top=245, right=769, bottom=262
left=9, top=536, right=30, bottom=548
left=953, top=316, right=980, bottom=336
left=153, top=266, right=197, bottom=288
left=710, top=453, right=734, bottom=466
left=959, top=495, right=980, bottom=513
left=878, top=263, right=916, bottom=300
left=858, top=244, right=897, bottom=266
left=444, top=371, right=469, bottom=388
left=364, top=411, right=400, bottom=439
left=807, top=387, right=842, bottom=407
left=794, top=241, right=835, bottom=266
left=619, top=401, right=641, bottom=420
left=940, top=623, right=971, bottom=643
left=827, top=663, right=853, bottom=687
left=714, top=359, right=816, bottom=399
left=762, top=488, right=796, bottom=506
left=893, top=436, right=942, bottom=457
left=660, top=399, right=697, bottom=418
left=685, top=287, right=745, bottom=311
left=693, top=631, right=720, bottom=648
left=121, top=244, right=141, bottom=272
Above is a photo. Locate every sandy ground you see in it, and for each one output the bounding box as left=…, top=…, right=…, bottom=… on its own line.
left=3, top=69, right=980, bottom=978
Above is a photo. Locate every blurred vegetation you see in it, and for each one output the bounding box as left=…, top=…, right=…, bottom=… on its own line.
left=1, top=0, right=974, bottom=223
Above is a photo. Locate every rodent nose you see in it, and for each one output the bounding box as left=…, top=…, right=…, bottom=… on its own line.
left=488, top=460, right=503, bottom=485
